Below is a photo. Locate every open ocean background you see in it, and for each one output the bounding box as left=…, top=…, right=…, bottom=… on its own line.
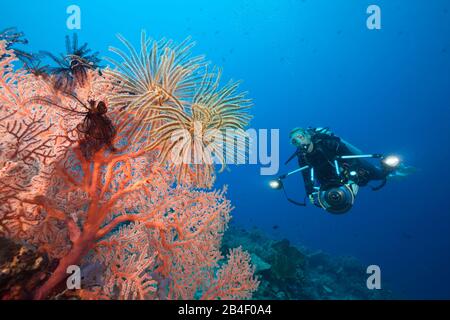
left=2, top=0, right=449, bottom=299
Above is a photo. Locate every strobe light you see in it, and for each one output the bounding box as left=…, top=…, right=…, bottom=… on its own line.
left=382, top=155, right=401, bottom=170
left=269, top=179, right=283, bottom=190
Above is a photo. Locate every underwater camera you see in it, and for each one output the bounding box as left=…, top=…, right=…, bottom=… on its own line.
left=269, top=175, right=356, bottom=213
left=270, top=153, right=402, bottom=214
left=316, top=183, right=355, bottom=214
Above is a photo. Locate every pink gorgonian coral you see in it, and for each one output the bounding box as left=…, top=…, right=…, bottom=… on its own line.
left=0, top=35, right=258, bottom=300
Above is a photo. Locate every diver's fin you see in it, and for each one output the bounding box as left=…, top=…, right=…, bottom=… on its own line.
left=387, top=164, right=417, bottom=181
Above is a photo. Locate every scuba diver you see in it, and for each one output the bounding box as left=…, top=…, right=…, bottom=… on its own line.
left=270, top=127, right=412, bottom=214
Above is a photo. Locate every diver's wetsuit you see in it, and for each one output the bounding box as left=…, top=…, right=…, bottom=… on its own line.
left=296, top=133, right=388, bottom=196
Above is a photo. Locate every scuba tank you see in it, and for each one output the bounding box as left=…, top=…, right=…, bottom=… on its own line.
left=309, top=127, right=364, bottom=156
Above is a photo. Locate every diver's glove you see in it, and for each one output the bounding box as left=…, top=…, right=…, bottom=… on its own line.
left=308, top=194, right=315, bottom=205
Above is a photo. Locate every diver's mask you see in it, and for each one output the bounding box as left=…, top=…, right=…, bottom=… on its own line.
left=290, top=131, right=312, bottom=152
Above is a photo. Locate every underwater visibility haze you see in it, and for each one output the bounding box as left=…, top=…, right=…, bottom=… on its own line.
left=0, top=0, right=450, bottom=300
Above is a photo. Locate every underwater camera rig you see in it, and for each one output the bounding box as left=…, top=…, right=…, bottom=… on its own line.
left=269, top=154, right=400, bottom=214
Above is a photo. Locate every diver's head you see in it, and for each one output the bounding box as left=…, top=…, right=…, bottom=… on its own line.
left=290, top=127, right=313, bottom=152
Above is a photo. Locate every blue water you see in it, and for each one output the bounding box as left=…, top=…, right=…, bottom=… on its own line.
left=2, top=0, right=449, bottom=299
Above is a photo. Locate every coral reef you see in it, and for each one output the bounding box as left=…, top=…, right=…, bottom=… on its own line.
left=0, top=32, right=257, bottom=300
left=0, top=237, right=54, bottom=299
left=222, top=225, right=395, bottom=300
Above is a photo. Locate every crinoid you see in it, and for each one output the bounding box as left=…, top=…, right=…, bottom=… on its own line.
left=19, top=52, right=50, bottom=79
left=147, top=69, right=252, bottom=187
left=0, top=27, right=31, bottom=61
left=0, top=28, right=50, bottom=78
left=106, top=31, right=205, bottom=146
left=42, top=34, right=101, bottom=91
left=76, top=99, right=117, bottom=159
left=28, top=92, right=116, bottom=159
left=0, top=27, right=28, bottom=46
left=107, top=32, right=252, bottom=187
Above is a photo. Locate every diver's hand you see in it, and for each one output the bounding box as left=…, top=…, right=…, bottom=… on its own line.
left=308, top=194, right=315, bottom=204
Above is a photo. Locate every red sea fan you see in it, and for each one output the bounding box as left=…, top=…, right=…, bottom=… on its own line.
left=0, top=36, right=258, bottom=300
left=0, top=40, right=73, bottom=241
left=201, top=247, right=260, bottom=300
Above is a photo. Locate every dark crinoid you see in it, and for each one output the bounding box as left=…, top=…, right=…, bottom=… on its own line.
left=41, top=34, right=102, bottom=91
left=0, top=27, right=32, bottom=61
left=77, top=100, right=117, bottom=159
left=29, top=92, right=116, bottom=160
left=0, top=28, right=50, bottom=78
left=19, top=52, right=50, bottom=78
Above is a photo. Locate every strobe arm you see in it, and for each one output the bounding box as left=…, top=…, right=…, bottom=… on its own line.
left=334, top=154, right=383, bottom=175
left=338, top=154, right=383, bottom=160
left=279, top=165, right=310, bottom=180
left=270, top=165, right=311, bottom=206
left=279, top=154, right=384, bottom=180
